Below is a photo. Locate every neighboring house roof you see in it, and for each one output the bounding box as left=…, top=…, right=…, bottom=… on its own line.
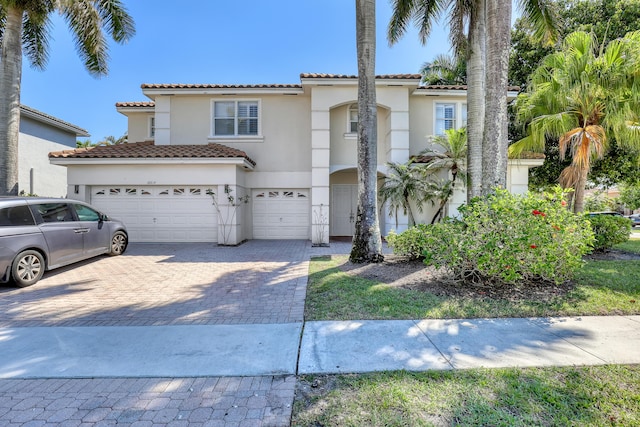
left=412, top=151, right=545, bottom=163
left=141, top=83, right=302, bottom=90
left=48, top=141, right=257, bottom=166
left=300, top=73, right=423, bottom=80
left=417, top=84, right=522, bottom=92
left=20, top=105, right=90, bottom=137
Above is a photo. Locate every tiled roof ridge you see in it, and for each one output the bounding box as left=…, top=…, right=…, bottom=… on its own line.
left=141, top=83, right=302, bottom=89
left=116, top=101, right=155, bottom=107
left=49, top=141, right=256, bottom=166
left=300, top=73, right=422, bottom=79
left=418, top=84, right=521, bottom=91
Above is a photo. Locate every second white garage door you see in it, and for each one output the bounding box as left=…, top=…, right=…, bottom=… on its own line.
left=253, top=189, right=310, bottom=239
left=91, top=186, right=217, bottom=243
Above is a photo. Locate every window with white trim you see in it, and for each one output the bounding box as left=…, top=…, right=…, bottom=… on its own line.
left=212, top=100, right=260, bottom=136
left=435, top=102, right=467, bottom=135
left=348, top=104, right=358, bottom=133
left=148, top=116, right=155, bottom=138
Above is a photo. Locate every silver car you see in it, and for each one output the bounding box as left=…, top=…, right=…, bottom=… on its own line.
left=0, top=197, right=128, bottom=287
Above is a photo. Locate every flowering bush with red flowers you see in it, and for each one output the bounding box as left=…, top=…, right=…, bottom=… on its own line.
left=388, top=187, right=594, bottom=285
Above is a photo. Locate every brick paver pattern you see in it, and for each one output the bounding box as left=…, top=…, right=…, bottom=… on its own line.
left=0, top=241, right=316, bottom=327
left=0, top=376, right=296, bottom=426
left=0, top=239, right=360, bottom=426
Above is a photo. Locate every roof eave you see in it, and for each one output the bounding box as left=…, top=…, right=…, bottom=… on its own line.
left=116, top=106, right=155, bottom=114
left=49, top=157, right=255, bottom=169
left=142, top=87, right=304, bottom=98
left=20, top=106, right=90, bottom=137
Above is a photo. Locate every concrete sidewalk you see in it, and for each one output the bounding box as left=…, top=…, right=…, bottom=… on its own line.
left=1, top=315, right=638, bottom=379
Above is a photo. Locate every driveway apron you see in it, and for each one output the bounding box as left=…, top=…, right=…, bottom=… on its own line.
left=0, top=240, right=320, bottom=426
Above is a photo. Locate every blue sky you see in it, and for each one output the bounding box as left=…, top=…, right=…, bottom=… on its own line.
left=20, top=0, right=450, bottom=142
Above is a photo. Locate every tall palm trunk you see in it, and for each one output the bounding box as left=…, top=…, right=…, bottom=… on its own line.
left=481, top=0, right=512, bottom=195
left=466, top=0, right=486, bottom=200
left=0, top=6, right=24, bottom=196
left=350, top=0, right=384, bottom=263
left=573, top=167, right=589, bottom=213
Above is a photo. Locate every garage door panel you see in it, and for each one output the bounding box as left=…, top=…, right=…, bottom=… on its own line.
left=92, top=186, right=217, bottom=243
left=253, top=189, right=309, bottom=240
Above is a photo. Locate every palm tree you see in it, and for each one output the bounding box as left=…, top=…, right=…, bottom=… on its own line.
left=421, top=127, right=468, bottom=223
left=378, top=160, right=430, bottom=227
left=388, top=0, right=557, bottom=198
left=98, top=133, right=128, bottom=145
left=76, top=139, right=94, bottom=148
left=510, top=31, right=640, bottom=212
left=420, top=53, right=466, bottom=85
left=0, top=0, right=135, bottom=195
left=350, top=0, right=384, bottom=263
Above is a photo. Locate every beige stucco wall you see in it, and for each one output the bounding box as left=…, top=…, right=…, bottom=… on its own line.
left=127, top=112, right=152, bottom=143
left=329, top=104, right=389, bottom=170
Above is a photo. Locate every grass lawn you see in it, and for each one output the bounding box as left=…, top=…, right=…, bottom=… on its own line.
left=294, top=241, right=640, bottom=426
left=304, top=240, right=640, bottom=321
left=292, top=365, right=640, bottom=426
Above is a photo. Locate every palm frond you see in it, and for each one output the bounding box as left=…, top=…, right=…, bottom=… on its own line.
left=387, top=0, right=417, bottom=45
left=517, top=0, right=560, bottom=46
left=94, top=0, right=135, bottom=43
left=22, top=10, right=52, bottom=70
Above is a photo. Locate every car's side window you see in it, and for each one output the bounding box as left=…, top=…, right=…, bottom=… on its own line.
left=72, top=204, right=101, bottom=222
left=0, top=205, right=36, bottom=226
left=36, top=203, right=76, bottom=223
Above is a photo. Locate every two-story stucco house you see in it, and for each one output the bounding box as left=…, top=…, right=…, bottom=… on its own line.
left=49, top=73, right=543, bottom=245
left=20, top=105, right=89, bottom=197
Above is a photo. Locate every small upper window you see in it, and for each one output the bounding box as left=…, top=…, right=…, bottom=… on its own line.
left=212, top=100, right=259, bottom=136
left=348, top=104, right=358, bottom=133
left=149, top=116, right=155, bottom=138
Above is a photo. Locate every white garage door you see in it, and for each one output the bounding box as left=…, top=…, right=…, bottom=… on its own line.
left=253, top=189, right=310, bottom=239
left=91, top=186, right=217, bottom=242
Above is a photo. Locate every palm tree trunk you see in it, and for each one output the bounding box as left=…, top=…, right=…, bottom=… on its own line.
left=466, top=0, right=486, bottom=200
left=0, top=6, right=24, bottom=196
left=481, top=0, right=511, bottom=195
left=350, top=0, right=384, bottom=263
left=573, top=167, right=589, bottom=213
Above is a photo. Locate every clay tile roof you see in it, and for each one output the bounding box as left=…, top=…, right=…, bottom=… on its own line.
left=115, top=101, right=155, bottom=108
left=509, top=151, right=546, bottom=160
left=140, top=83, right=301, bottom=89
left=300, top=73, right=422, bottom=80
left=417, top=84, right=522, bottom=91
left=412, top=151, right=545, bottom=162
left=49, top=141, right=256, bottom=166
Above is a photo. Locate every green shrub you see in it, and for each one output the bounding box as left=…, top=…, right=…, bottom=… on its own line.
left=386, top=224, right=432, bottom=259
left=588, top=215, right=631, bottom=251
left=388, top=188, right=595, bottom=285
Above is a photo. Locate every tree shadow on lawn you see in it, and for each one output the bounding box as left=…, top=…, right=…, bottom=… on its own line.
left=306, top=254, right=639, bottom=320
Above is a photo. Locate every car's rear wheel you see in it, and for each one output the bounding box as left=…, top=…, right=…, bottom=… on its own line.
left=109, top=231, right=128, bottom=255
left=12, top=250, right=45, bottom=287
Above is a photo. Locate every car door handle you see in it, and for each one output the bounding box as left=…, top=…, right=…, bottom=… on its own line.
left=73, top=228, right=89, bottom=234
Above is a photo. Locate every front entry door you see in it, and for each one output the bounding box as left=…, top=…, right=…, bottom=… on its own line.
left=331, top=185, right=357, bottom=236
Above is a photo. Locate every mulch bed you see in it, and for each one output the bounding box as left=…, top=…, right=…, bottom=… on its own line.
left=337, top=250, right=640, bottom=302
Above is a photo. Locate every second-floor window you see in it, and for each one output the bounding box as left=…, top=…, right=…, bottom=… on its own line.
left=149, top=116, right=155, bottom=138
left=213, top=100, right=259, bottom=136
left=348, top=104, right=358, bottom=133
left=435, top=102, right=467, bottom=135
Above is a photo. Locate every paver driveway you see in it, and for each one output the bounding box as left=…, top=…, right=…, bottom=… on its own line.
left=0, top=240, right=314, bottom=327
